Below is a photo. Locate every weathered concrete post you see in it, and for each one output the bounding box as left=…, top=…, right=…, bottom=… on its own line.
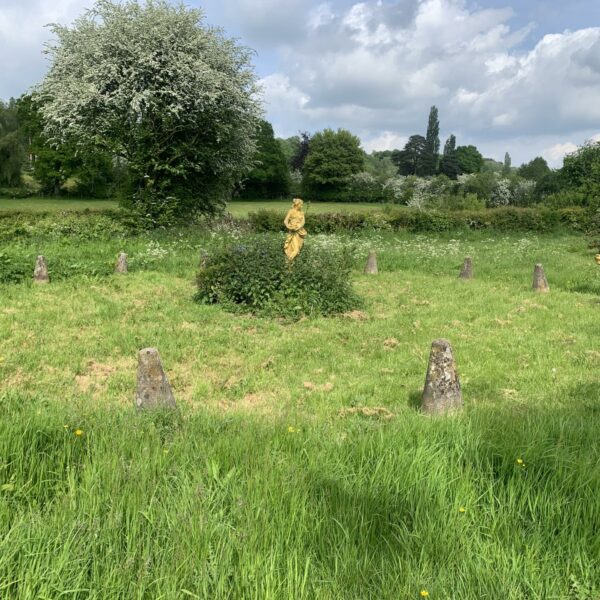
left=135, top=348, right=176, bottom=410
left=364, top=251, right=378, bottom=275
left=458, top=257, right=473, bottom=280
left=115, top=252, right=128, bottom=274
left=199, top=250, right=209, bottom=270
left=421, top=339, right=463, bottom=415
left=33, top=255, right=49, bottom=284
left=532, top=263, right=549, bottom=293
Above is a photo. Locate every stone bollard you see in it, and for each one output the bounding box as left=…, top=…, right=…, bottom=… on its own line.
left=135, top=348, right=176, bottom=410
left=458, top=257, right=473, bottom=280
left=33, top=255, right=49, bottom=284
left=199, top=250, right=209, bottom=270
left=115, top=252, right=128, bottom=274
left=421, top=339, right=463, bottom=415
left=364, top=251, right=378, bottom=275
left=532, top=263, right=549, bottom=293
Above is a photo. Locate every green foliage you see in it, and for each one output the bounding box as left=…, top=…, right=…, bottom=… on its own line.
left=422, top=105, right=440, bottom=176
left=0, top=211, right=133, bottom=245
left=36, top=0, right=261, bottom=224
left=240, top=121, right=290, bottom=199
left=461, top=171, right=497, bottom=201
left=0, top=98, right=25, bottom=186
left=502, top=152, right=512, bottom=176
left=439, top=135, right=459, bottom=179
left=302, top=129, right=364, bottom=200
left=561, top=141, right=600, bottom=209
left=290, top=131, right=311, bottom=172
left=196, top=236, right=361, bottom=317
left=518, top=156, right=551, bottom=183
left=0, top=251, right=28, bottom=283
left=455, top=145, right=484, bottom=174
left=364, top=153, right=397, bottom=182
left=17, top=94, right=116, bottom=197
left=248, top=207, right=592, bottom=234
left=392, top=135, right=427, bottom=176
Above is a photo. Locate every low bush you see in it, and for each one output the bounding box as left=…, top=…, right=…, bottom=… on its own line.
left=0, top=210, right=143, bottom=242
left=195, top=236, right=362, bottom=317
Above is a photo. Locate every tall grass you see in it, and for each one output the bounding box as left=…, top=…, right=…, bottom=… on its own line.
left=0, top=228, right=599, bottom=598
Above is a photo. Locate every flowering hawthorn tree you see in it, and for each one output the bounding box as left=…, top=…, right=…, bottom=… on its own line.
left=36, top=0, right=262, bottom=223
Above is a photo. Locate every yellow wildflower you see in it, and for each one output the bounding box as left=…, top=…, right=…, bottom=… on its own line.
left=516, top=458, right=524, bottom=465
left=287, top=426, right=298, bottom=433
left=459, top=507, right=466, bottom=513
left=420, top=591, right=430, bottom=598
left=74, top=429, right=83, bottom=437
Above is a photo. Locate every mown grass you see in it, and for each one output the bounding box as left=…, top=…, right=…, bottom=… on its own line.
left=0, top=197, right=119, bottom=212
left=0, top=197, right=391, bottom=216
left=1, top=227, right=599, bottom=599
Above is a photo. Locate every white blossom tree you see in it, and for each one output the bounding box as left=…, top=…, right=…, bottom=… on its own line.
left=36, top=0, right=262, bottom=223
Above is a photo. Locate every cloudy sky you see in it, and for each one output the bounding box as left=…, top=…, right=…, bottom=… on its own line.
left=2, top=0, right=600, bottom=166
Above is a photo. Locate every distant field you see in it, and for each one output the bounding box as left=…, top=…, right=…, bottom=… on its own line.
left=0, top=197, right=119, bottom=212
left=226, top=201, right=392, bottom=217
left=0, top=197, right=391, bottom=216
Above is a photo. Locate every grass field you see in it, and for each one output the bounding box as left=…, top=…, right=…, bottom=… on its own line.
left=0, top=197, right=119, bottom=212
left=0, top=197, right=390, bottom=216
left=1, top=226, right=599, bottom=598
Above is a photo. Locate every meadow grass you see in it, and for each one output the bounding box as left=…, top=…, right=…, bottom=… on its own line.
left=0, top=197, right=392, bottom=216
left=0, top=197, right=119, bottom=213
left=0, top=227, right=599, bottom=599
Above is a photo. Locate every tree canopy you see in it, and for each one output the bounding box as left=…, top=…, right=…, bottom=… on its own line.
left=393, top=135, right=427, bottom=176
left=455, top=145, right=483, bottom=174
left=241, top=120, right=290, bottom=199
left=35, top=0, right=261, bottom=223
left=302, top=128, right=364, bottom=199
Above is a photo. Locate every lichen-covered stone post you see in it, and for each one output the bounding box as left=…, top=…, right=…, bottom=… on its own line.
left=115, top=252, right=128, bottom=274
left=421, top=339, right=463, bottom=415
left=532, top=263, right=549, bottom=293
left=458, top=257, right=473, bottom=280
left=33, top=255, right=49, bottom=284
left=364, top=251, right=378, bottom=275
left=135, top=348, right=176, bottom=410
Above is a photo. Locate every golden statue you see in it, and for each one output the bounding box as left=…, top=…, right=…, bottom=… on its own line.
left=284, top=198, right=307, bottom=261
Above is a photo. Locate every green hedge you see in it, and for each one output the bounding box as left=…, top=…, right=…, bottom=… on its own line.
left=248, top=207, right=596, bottom=234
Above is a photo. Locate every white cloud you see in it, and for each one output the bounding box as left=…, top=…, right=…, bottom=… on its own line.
left=258, top=0, right=600, bottom=163
left=543, top=142, right=579, bottom=165
left=362, top=131, right=407, bottom=153
left=308, top=3, right=335, bottom=31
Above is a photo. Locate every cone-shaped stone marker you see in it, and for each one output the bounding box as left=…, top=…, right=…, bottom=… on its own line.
left=135, top=348, right=176, bottom=410
left=364, top=251, right=378, bottom=275
left=421, top=339, right=463, bottom=415
left=458, top=257, right=473, bottom=280
left=115, top=252, right=128, bottom=274
left=33, top=255, right=49, bottom=284
left=532, top=263, right=549, bottom=293
left=199, top=250, right=209, bottom=270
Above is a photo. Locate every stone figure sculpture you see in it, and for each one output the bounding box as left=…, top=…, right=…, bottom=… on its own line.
left=284, top=198, right=307, bottom=261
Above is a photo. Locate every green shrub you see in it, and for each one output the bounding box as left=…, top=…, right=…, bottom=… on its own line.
left=247, top=207, right=592, bottom=234
left=0, top=252, right=28, bottom=284
left=195, top=236, right=362, bottom=317
left=0, top=211, right=141, bottom=243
